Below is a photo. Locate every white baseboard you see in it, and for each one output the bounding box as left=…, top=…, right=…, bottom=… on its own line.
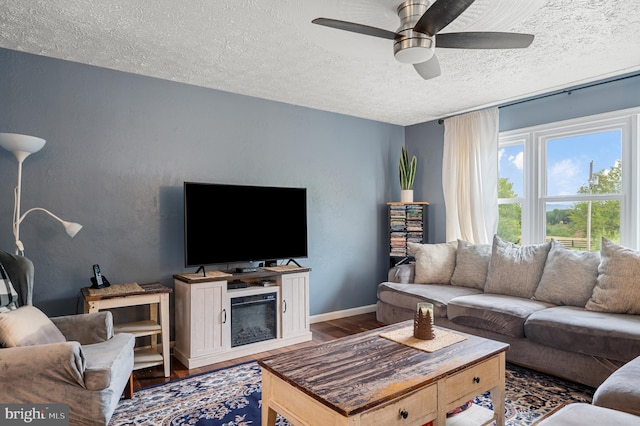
left=309, top=304, right=377, bottom=324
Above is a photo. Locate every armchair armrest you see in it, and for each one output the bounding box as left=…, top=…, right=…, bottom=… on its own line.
left=0, top=342, right=86, bottom=401
left=51, top=311, right=114, bottom=344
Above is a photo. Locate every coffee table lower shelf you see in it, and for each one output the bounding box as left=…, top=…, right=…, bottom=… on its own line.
left=447, top=405, right=494, bottom=426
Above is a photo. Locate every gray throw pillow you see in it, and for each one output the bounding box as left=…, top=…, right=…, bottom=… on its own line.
left=407, top=241, right=458, bottom=284
left=586, top=238, right=640, bottom=314
left=450, top=240, right=492, bottom=289
left=533, top=240, right=600, bottom=307
left=0, top=305, right=66, bottom=347
left=484, top=235, right=551, bottom=298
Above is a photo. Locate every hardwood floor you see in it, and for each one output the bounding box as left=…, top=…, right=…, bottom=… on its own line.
left=132, top=312, right=383, bottom=391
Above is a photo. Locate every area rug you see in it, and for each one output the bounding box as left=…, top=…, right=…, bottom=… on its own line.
left=110, top=361, right=594, bottom=425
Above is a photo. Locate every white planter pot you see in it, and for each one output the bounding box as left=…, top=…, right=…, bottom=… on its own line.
left=400, top=190, right=414, bottom=203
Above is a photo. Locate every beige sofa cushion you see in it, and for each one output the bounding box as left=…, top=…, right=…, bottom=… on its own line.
left=534, top=240, right=600, bottom=307
left=450, top=240, right=492, bottom=290
left=407, top=241, right=458, bottom=284
left=0, top=305, right=66, bottom=347
left=484, top=235, right=551, bottom=298
left=586, top=238, right=640, bottom=314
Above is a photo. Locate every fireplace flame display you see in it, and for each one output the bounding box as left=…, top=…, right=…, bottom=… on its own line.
left=231, top=292, right=277, bottom=347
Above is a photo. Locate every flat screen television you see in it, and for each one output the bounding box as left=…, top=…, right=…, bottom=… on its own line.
left=184, top=182, right=308, bottom=268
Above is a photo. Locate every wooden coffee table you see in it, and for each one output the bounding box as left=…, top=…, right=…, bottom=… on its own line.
left=258, top=321, right=509, bottom=426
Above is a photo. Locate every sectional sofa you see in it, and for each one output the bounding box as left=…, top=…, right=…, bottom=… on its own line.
left=539, top=354, right=640, bottom=425
left=376, top=235, right=640, bottom=388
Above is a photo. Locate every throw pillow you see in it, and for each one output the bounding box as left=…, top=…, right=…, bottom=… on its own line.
left=0, top=261, right=18, bottom=312
left=585, top=238, right=640, bottom=314
left=450, top=240, right=492, bottom=289
left=0, top=305, right=66, bottom=347
left=533, top=240, right=600, bottom=307
left=484, top=235, right=551, bottom=298
left=408, top=241, right=458, bottom=284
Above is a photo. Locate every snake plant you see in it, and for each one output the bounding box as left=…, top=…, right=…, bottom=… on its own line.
left=399, top=146, right=417, bottom=190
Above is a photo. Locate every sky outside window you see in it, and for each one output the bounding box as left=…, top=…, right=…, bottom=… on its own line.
left=498, top=144, right=523, bottom=197
left=545, top=130, right=621, bottom=196
left=499, top=130, right=621, bottom=198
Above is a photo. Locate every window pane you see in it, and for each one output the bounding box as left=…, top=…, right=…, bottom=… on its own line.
left=546, top=130, right=622, bottom=197
left=545, top=200, right=620, bottom=251
left=499, top=144, right=523, bottom=198
left=498, top=203, right=521, bottom=244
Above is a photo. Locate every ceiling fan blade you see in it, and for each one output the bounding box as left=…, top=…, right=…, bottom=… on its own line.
left=311, top=18, right=399, bottom=40
left=414, top=0, right=476, bottom=36
left=414, top=55, right=441, bottom=80
left=436, top=32, right=534, bottom=49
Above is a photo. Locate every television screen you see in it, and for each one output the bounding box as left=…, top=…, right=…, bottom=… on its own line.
left=184, top=182, right=308, bottom=267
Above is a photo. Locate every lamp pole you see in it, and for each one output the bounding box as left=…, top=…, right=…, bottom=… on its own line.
left=13, top=158, right=25, bottom=254
left=0, top=133, right=82, bottom=255
left=586, top=161, right=595, bottom=251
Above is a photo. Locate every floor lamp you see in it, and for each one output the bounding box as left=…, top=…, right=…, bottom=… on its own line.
left=0, top=133, right=83, bottom=255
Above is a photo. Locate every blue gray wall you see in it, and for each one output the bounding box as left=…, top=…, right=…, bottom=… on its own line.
left=404, top=121, right=445, bottom=243
left=0, top=48, right=404, bottom=317
left=500, top=74, right=640, bottom=132
left=406, top=73, right=640, bottom=242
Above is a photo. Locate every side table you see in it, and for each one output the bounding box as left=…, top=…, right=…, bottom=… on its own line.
left=81, top=282, right=172, bottom=377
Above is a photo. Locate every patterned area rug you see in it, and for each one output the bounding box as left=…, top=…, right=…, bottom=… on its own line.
left=110, top=361, right=593, bottom=425
left=475, top=364, right=593, bottom=424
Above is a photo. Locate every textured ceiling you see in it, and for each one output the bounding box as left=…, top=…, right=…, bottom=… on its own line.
left=1, top=0, right=639, bottom=126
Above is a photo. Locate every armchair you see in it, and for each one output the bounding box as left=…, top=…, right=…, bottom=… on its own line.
left=0, top=251, right=135, bottom=426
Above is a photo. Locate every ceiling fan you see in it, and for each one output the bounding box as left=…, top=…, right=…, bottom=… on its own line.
left=312, top=0, right=534, bottom=80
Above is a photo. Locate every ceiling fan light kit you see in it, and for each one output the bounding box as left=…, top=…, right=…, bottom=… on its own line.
left=394, top=0, right=435, bottom=64
left=312, top=0, right=535, bottom=80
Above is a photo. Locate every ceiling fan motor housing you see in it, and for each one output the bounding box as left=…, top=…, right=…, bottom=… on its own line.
left=394, top=0, right=435, bottom=64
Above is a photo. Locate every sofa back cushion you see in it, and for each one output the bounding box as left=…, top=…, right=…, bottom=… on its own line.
left=484, top=235, right=551, bottom=298
left=450, top=240, right=492, bottom=290
left=586, top=238, right=640, bottom=314
left=533, top=240, right=600, bottom=307
left=408, top=241, right=458, bottom=284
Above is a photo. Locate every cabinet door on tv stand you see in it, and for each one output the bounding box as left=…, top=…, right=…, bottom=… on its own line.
left=279, top=272, right=310, bottom=338
left=188, top=281, right=230, bottom=357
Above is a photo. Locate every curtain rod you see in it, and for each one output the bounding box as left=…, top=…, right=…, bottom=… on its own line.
left=437, top=71, right=640, bottom=125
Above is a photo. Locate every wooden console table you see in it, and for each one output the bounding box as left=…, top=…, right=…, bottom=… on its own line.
left=81, top=282, right=172, bottom=377
left=259, top=321, right=509, bottom=426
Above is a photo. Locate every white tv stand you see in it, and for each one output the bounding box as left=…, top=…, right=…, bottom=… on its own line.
left=173, top=266, right=311, bottom=369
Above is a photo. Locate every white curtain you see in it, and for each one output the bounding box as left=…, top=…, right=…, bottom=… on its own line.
left=442, top=108, right=499, bottom=244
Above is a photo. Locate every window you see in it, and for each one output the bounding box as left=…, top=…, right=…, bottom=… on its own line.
left=498, top=141, right=525, bottom=244
left=498, top=108, right=639, bottom=250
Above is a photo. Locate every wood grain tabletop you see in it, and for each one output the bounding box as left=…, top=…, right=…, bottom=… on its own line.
left=259, top=321, right=509, bottom=416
